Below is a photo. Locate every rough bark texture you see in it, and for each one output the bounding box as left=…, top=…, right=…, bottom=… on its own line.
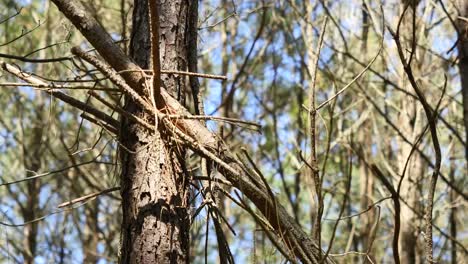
left=456, top=0, right=468, bottom=165
left=119, top=0, right=190, bottom=263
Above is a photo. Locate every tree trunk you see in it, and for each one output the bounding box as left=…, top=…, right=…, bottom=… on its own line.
left=83, top=200, right=99, bottom=263
left=358, top=3, right=376, bottom=261
left=119, top=0, right=190, bottom=263
left=456, top=0, right=468, bottom=166
left=22, top=92, right=45, bottom=264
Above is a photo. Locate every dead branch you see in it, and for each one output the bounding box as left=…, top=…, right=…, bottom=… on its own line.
left=1, top=62, right=119, bottom=130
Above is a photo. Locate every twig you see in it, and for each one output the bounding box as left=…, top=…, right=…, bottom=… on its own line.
left=0, top=52, right=72, bottom=63
left=0, top=160, right=105, bottom=187
left=0, top=203, right=85, bottom=227
left=323, top=196, right=392, bottom=221
left=0, top=7, right=22, bottom=24
left=310, top=16, right=328, bottom=249
left=115, top=68, right=227, bottom=80
left=0, top=20, right=44, bottom=47
left=70, top=47, right=155, bottom=115
left=0, top=82, right=118, bottom=91
left=166, top=115, right=260, bottom=129
left=314, top=45, right=382, bottom=112
left=148, top=0, right=162, bottom=106
left=161, top=70, right=227, bottom=80
left=57, top=187, right=120, bottom=208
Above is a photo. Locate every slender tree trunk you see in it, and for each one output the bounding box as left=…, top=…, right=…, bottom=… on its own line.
left=448, top=136, right=457, bottom=264
left=456, top=0, right=468, bottom=165
left=358, top=3, right=376, bottom=261
left=23, top=179, right=40, bottom=264
left=119, top=0, right=190, bottom=263
left=22, top=86, right=46, bottom=264
left=396, top=2, right=424, bottom=263
left=83, top=200, right=99, bottom=263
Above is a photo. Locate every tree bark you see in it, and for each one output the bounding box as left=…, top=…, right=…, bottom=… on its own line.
left=119, top=0, right=190, bottom=263
left=456, top=0, right=468, bottom=166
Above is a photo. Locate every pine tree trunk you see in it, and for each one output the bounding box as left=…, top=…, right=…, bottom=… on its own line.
left=119, top=0, right=190, bottom=263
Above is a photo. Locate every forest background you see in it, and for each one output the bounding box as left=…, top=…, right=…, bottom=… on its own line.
left=0, top=0, right=466, bottom=263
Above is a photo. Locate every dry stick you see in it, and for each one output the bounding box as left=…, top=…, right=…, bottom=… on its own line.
left=345, top=142, right=401, bottom=262
left=57, top=187, right=120, bottom=208
left=207, top=202, right=235, bottom=263
left=0, top=20, right=43, bottom=47
left=148, top=0, right=162, bottom=107
left=323, top=196, right=392, bottom=221
left=0, top=203, right=85, bottom=227
left=0, top=82, right=119, bottom=91
left=51, top=0, right=146, bottom=93
left=0, top=7, right=22, bottom=24
left=1, top=62, right=120, bottom=130
left=166, top=115, right=260, bottom=129
left=161, top=70, right=227, bottom=80
left=397, top=77, right=446, bottom=195
left=71, top=47, right=155, bottom=115
left=116, top=68, right=227, bottom=80
left=0, top=52, right=72, bottom=63
left=162, top=106, right=326, bottom=263
left=223, top=3, right=267, bottom=109
left=309, top=17, right=328, bottom=249
left=240, top=148, right=276, bottom=205
left=0, top=160, right=99, bottom=187
left=193, top=176, right=232, bottom=187
left=390, top=27, right=442, bottom=264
